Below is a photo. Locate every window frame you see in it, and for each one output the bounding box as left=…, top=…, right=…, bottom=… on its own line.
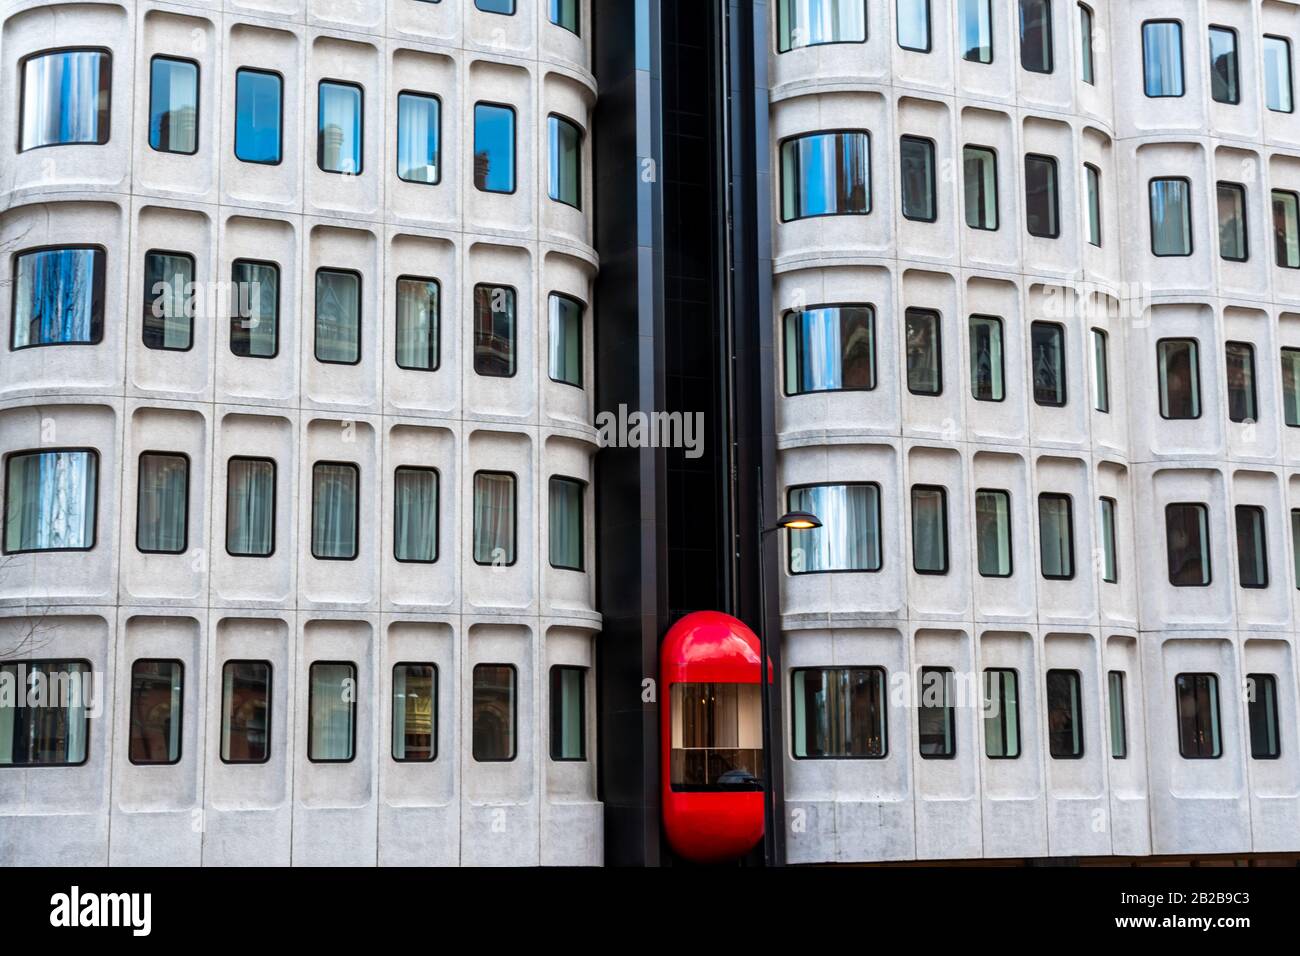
left=1247, top=673, right=1281, bottom=761
left=1091, top=327, right=1110, bottom=413
left=975, top=487, right=1014, bottom=578
left=395, top=90, right=442, bottom=186
left=309, top=460, right=361, bottom=562
left=547, top=112, right=584, bottom=210
left=1165, top=501, right=1212, bottom=587
left=225, top=455, right=277, bottom=559
left=1149, top=176, right=1194, bottom=257
left=1084, top=162, right=1102, bottom=247
left=218, top=659, right=273, bottom=765
left=394, top=274, right=441, bottom=372
left=547, top=291, right=586, bottom=388
left=785, top=481, right=884, bottom=575
left=9, top=244, right=107, bottom=351
left=960, top=0, right=994, bottom=65
left=549, top=664, right=587, bottom=762
left=548, top=475, right=586, bottom=572
left=1024, top=152, right=1061, bottom=240
left=1225, top=339, right=1258, bottom=424
left=899, top=134, right=938, bottom=223
left=1283, top=346, right=1300, bottom=428
left=1077, top=3, right=1095, bottom=85
left=1141, top=19, right=1186, bottom=99
left=1157, top=337, right=1202, bottom=421
left=778, top=128, right=873, bottom=223
left=17, top=47, right=112, bottom=153
left=917, top=665, right=956, bottom=759
left=142, top=248, right=196, bottom=353
left=229, top=257, right=281, bottom=360
left=1046, top=667, right=1084, bottom=760
left=316, top=78, right=364, bottom=176
left=1030, top=319, right=1068, bottom=408
left=1019, top=0, right=1055, bottom=75
left=0, top=657, right=94, bottom=767
left=969, top=313, right=1007, bottom=403
left=1235, top=503, right=1269, bottom=590
left=1273, top=189, right=1300, bottom=269
left=783, top=302, right=878, bottom=396
left=393, top=465, right=440, bottom=565
left=127, top=658, right=184, bottom=766
left=391, top=661, right=438, bottom=763
left=472, top=100, right=519, bottom=195
left=1208, top=25, right=1241, bottom=106
left=1037, top=492, right=1076, bottom=582
left=233, top=66, right=284, bottom=167
left=1264, top=34, right=1295, bottom=115
left=910, top=484, right=949, bottom=575
left=472, top=662, right=519, bottom=763
left=1, top=447, right=100, bottom=555
left=774, top=0, right=869, bottom=54
left=1216, top=181, right=1249, bottom=263
left=313, top=266, right=363, bottom=367
left=472, top=282, right=519, bottom=379
left=135, top=449, right=191, bottom=556
left=896, top=0, right=933, bottom=54
left=1108, top=670, right=1128, bottom=759
left=983, top=667, right=1021, bottom=760
left=472, top=469, right=519, bottom=568
left=904, top=307, right=943, bottom=396
left=963, top=144, right=1000, bottom=231
left=1175, top=672, right=1224, bottom=760
left=1099, top=495, right=1118, bottom=584
left=789, top=665, right=889, bottom=760
left=147, top=54, right=200, bottom=156
left=306, top=660, right=358, bottom=764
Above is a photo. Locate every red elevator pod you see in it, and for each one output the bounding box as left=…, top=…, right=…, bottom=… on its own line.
left=660, top=610, right=772, bottom=864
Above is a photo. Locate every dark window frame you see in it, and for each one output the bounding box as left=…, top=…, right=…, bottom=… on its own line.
left=783, top=302, right=878, bottom=396
left=225, top=455, right=277, bottom=559
left=1165, top=501, right=1213, bottom=587
left=775, top=0, right=870, bottom=54
left=218, top=659, right=273, bottom=765
left=905, top=307, right=943, bottom=396
left=1175, top=672, right=1224, bottom=760
left=548, top=475, right=586, bottom=572
left=394, top=274, right=442, bottom=372
left=17, top=47, right=113, bottom=153
left=9, top=244, right=107, bottom=351
left=789, top=665, right=890, bottom=760
left=135, top=450, right=191, bottom=556
left=472, top=100, right=519, bottom=195
left=1030, top=319, right=1068, bottom=408
left=1208, top=25, right=1241, bottom=106
left=0, top=657, right=94, bottom=767
left=896, top=0, right=933, bottom=54
left=1149, top=176, right=1194, bottom=257
left=917, top=665, right=957, bottom=759
left=547, top=112, right=585, bottom=210
left=1225, top=339, right=1258, bottom=424
left=975, top=487, right=1014, bottom=578
left=969, top=312, right=1007, bottom=403
left=391, top=661, right=438, bottom=763
left=472, top=662, right=519, bottom=763
left=1216, top=181, right=1249, bottom=263
left=1, top=446, right=101, bottom=555
left=310, top=460, right=361, bottom=562
left=233, top=67, right=284, bottom=167
left=142, top=248, right=196, bottom=353
left=127, top=658, right=184, bottom=766
left=1235, top=503, right=1269, bottom=590
left=983, top=667, right=1021, bottom=760
left=472, top=469, right=519, bottom=568
left=1156, top=336, right=1202, bottom=421
left=1046, top=667, right=1084, bottom=759
left=229, top=257, right=281, bottom=360
left=1038, top=492, right=1076, bottom=581
left=393, top=465, right=440, bottom=565
left=1247, top=672, right=1281, bottom=760
left=306, top=660, right=358, bottom=764
left=1024, top=152, right=1061, bottom=239
left=547, top=291, right=586, bottom=389
left=472, top=282, right=519, bottom=379
left=549, top=664, right=587, bottom=761
left=785, top=481, right=884, bottom=575
left=316, top=78, right=365, bottom=176
left=147, top=54, right=200, bottom=156
left=899, top=134, right=938, bottom=222
left=395, top=89, right=442, bottom=186
left=1141, top=19, right=1187, bottom=99
left=910, top=483, right=949, bottom=575
left=313, top=266, right=364, bottom=366
left=778, top=128, right=873, bottom=223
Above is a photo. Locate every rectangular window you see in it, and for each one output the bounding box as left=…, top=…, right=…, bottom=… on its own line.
left=671, top=683, right=763, bottom=788
left=1085, top=163, right=1102, bottom=246
left=128, top=660, right=182, bottom=765
left=911, top=485, right=948, bottom=574
left=1176, top=673, right=1222, bottom=759
left=905, top=308, right=942, bottom=395
left=1020, top=0, right=1053, bottom=74
left=1247, top=674, right=1280, bottom=760
left=476, top=0, right=515, bottom=12
left=1158, top=338, right=1201, bottom=419
left=777, top=0, right=867, bottom=53
left=897, top=0, right=931, bottom=53
left=1273, top=190, right=1300, bottom=268
left=394, top=467, right=438, bottom=564
left=314, top=268, right=361, bottom=365
left=226, top=457, right=275, bottom=558
left=549, top=0, right=579, bottom=34
left=963, top=146, right=998, bottom=230
left=3, top=449, right=97, bottom=553
left=0, top=660, right=91, bottom=765
left=549, top=476, right=584, bottom=571
left=395, top=276, right=439, bottom=371
left=784, top=304, right=876, bottom=394
left=473, top=663, right=517, bottom=761
left=308, top=662, right=356, bottom=762
left=899, top=136, right=936, bottom=221
left=136, top=452, right=188, bottom=554
left=983, top=669, right=1020, bottom=759
left=473, top=103, right=516, bottom=193
left=1143, top=20, right=1184, bottom=97
left=1046, top=669, right=1083, bottom=758
left=918, top=667, right=955, bottom=758
left=960, top=0, right=993, bottom=64
left=229, top=259, right=279, bottom=359
left=1099, top=496, right=1118, bottom=583
left=143, top=251, right=194, bottom=351
left=976, top=488, right=1012, bottom=577
left=548, top=114, right=582, bottom=208
left=396, top=92, right=440, bottom=184
left=234, top=68, right=282, bottom=164
left=1038, top=493, right=1074, bottom=580
left=1092, top=328, right=1110, bottom=413
left=318, top=80, right=362, bottom=174
left=1078, top=3, right=1095, bottom=84
left=1264, top=35, right=1294, bottom=113
left=20, top=49, right=110, bottom=151
left=149, top=56, right=197, bottom=154
left=1209, top=26, right=1240, bottom=105
left=1283, top=348, right=1300, bottom=427
left=1217, top=182, right=1248, bottom=262
left=549, top=293, right=583, bottom=387
left=1031, top=321, right=1066, bottom=407
left=1292, top=509, right=1300, bottom=588
left=1108, top=671, right=1127, bottom=759
left=550, top=666, right=586, bottom=760
left=1166, top=502, right=1211, bottom=586
left=473, top=284, right=517, bottom=377
left=1225, top=341, right=1257, bottom=424
left=1150, top=178, right=1192, bottom=256
left=12, top=246, right=105, bottom=348
left=473, top=471, right=516, bottom=566
left=1236, top=504, right=1268, bottom=589
left=219, top=660, right=271, bottom=764
left=787, top=483, right=882, bottom=573
left=1025, top=154, right=1060, bottom=238
left=781, top=131, right=871, bottom=220
left=311, top=462, right=359, bottom=561
left=392, top=663, right=436, bottom=762
left=791, top=667, right=887, bottom=758
left=969, top=314, right=1005, bottom=401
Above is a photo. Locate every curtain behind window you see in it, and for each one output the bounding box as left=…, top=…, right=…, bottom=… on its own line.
left=227, top=458, right=274, bottom=556
left=137, top=453, right=188, bottom=553
left=312, top=463, right=358, bottom=559
left=394, top=468, right=437, bottom=563
left=309, top=662, right=355, bottom=761
left=549, top=477, right=582, bottom=569
left=5, top=450, right=97, bottom=552
left=14, top=248, right=102, bottom=347
left=473, top=472, right=516, bottom=564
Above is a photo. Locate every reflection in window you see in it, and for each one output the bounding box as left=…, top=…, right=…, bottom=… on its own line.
left=1247, top=674, right=1280, bottom=760
left=960, top=0, right=993, bottom=64
left=787, top=484, right=881, bottom=573
left=1217, top=182, right=1248, bottom=262
left=792, top=667, right=886, bottom=758
left=396, top=93, right=440, bottom=184
left=311, top=462, right=359, bottom=560
left=477, top=0, right=515, bottom=12
left=1143, top=21, right=1184, bottom=97
left=549, top=293, right=583, bottom=386
left=220, top=660, right=271, bottom=763
left=20, top=49, right=110, bottom=151
left=318, top=81, right=362, bottom=174
left=1085, top=163, right=1102, bottom=247
left=776, top=0, right=866, bottom=53
left=1285, top=348, right=1300, bottom=427
left=918, top=667, right=955, bottom=758
left=128, top=660, right=182, bottom=765
left=229, top=259, right=279, bottom=359
left=1020, top=0, right=1053, bottom=74
left=473, top=103, right=516, bottom=193
left=137, top=452, right=188, bottom=554
left=1150, top=178, right=1192, bottom=256
left=392, top=663, right=436, bottom=762
left=1031, top=321, right=1066, bottom=407
left=473, top=664, right=517, bottom=762
left=976, top=489, right=1012, bottom=577
left=550, top=0, right=579, bottom=34
left=1273, top=190, right=1300, bottom=268
left=1176, top=673, right=1222, bottom=759
left=143, top=251, right=194, bottom=351
left=900, top=136, right=936, bottom=221
left=395, top=277, right=439, bottom=371
left=784, top=305, right=875, bottom=394
left=12, top=247, right=105, bottom=348
left=1099, top=496, right=1118, bottom=584
left=315, top=269, right=361, bottom=365
left=1158, top=338, right=1200, bottom=419
left=226, top=457, right=275, bottom=558
left=780, top=131, right=871, bottom=221
left=473, top=284, right=516, bottom=377
left=3, top=450, right=97, bottom=553
left=1166, top=502, right=1211, bottom=586
left=394, top=467, right=438, bottom=564
left=1024, top=154, right=1059, bottom=238
left=549, top=476, right=584, bottom=571
left=0, top=660, right=91, bottom=765
left=1038, top=493, right=1074, bottom=580
left=1236, top=505, right=1268, bottom=589
left=234, top=68, right=281, bottom=164
left=1225, top=341, right=1257, bottom=424
left=548, top=115, right=582, bottom=208
left=1092, top=328, right=1110, bottom=413
left=1264, top=35, right=1294, bottom=113
left=911, top=485, right=948, bottom=574
left=963, top=146, right=998, bottom=229
left=473, top=471, right=516, bottom=566
left=897, top=0, right=930, bottom=52
left=672, top=682, right=761, bottom=787
left=550, top=666, right=586, bottom=760
left=1046, top=669, right=1082, bottom=758
left=308, top=662, right=356, bottom=762
left=905, top=308, right=942, bottom=395
left=1078, top=3, right=1095, bottom=84
left=1209, top=27, right=1240, bottom=105
left=1108, top=671, right=1127, bottom=758
left=149, top=57, right=197, bottom=154
left=984, top=669, right=1020, bottom=759
left=969, top=314, right=1004, bottom=401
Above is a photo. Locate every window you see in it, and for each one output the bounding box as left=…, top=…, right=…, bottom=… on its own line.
left=549, top=476, right=584, bottom=571
left=396, top=92, right=440, bottom=184
left=1247, top=674, right=1280, bottom=760
left=791, top=667, right=886, bottom=758
left=392, top=663, right=436, bottom=762
left=1025, top=154, right=1060, bottom=239
left=1264, top=35, right=1294, bottom=114
left=1217, top=182, right=1248, bottom=262
left=1143, top=21, right=1184, bottom=97
left=229, top=259, right=279, bottom=359
left=1099, top=496, right=1118, bottom=583
left=897, top=0, right=931, bottom=53
left=394, top=467, right=438, bottom=564
left=1092, top=328, right=1110, bottom=413
left=1292, top=510, right=1300, bottom=588
left=1236, top=505, right=1268, bottom=589
left=1046, top=669, right=1083, bottom=758
left=136, top=452, right=188, bottom=555
left=1273, top=190, right=1300, bottom=268
left=550, top=0, right=579, bottom=34
left=128, top=660, right=182, bottom=765
left=143, top=251, right=194, bottom=351
left=473, top=103, right=516, bottom=193
left=1166, top=502, right=1211, bottom=586
left=900, top=136, right=936, bottom=221
left=918, top=667, right=955, bottom=758
left=473, top=471, right=516, bottom=566
left=1225, top=341, right=1257, bottom=424
left=976, top=489, right=1012, bottom=577
left=149, top=56, right=197, bottom=154
left=1038, top=494, right=1074, bottom=580
left=476, top=0, right=515, bottom=12
left=473, top=664, right=517, bottom=761
left=963, top=146, right=998, bottom=230
left=314, top=269, right=361, bottom=365
left=969, top=314, right=1005, bottom=401
left=1078, top=4, right=1095, bottom=84
left=784, top=304, right=875, bottom=394
left=0, top=660, right=91, bottom=765
left=473, top=284, right=516, bottom=377
left=1085, top=163, right=1101, bottom=247
left=1019, top=0, right=1053, bottom=74
left=1108, top=671, right=1127, bottom=759
left=960, top=0, right=993, bottom=64
left=672, top=682, right=762, bottom=787
left=1031, top=321, right=1066, bottom=407
left=550, top=666, right=586, bottom=760
left=234, top=68, right=282, bottom=164
left=776, top=0, right=867, bottom=53
left=911, top=485, right=948, bottom=574
left=1158, top=338, right=1201, bottom=420
left=11, top=246, right=105, bottom=348
left=318, top=81, right=362, bottom=174
left=1283, top=348, right=1300, bottom=427
left=983, top=669, right=1020, bottom=759
left=1150, top=178, right=1192, bottom=256
left=396, top=276, right=439, bottom=371
left=1209, top=26, right=1240, bottom=105
left=1176, top=673, right=1222, bottom=759
left=226, top=457, right=275, bottom=558
left=787, top=484, right=881, bottom=573
left=20, top=49, right=110, bottom=151
left=308, top=662, right=356, bottom=762
left=3, top=449, right=98, bottom=553
left=549, top=293, right=583, bottom=387
left=780, top=131, right=871, bottom=220
left=219, top=660, right=271, bottom=764
left=311, top=462, right=359, bottom=561
left=905, top=308, right=942, bottom=395
left=548, top=114, right=582, bottom=208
